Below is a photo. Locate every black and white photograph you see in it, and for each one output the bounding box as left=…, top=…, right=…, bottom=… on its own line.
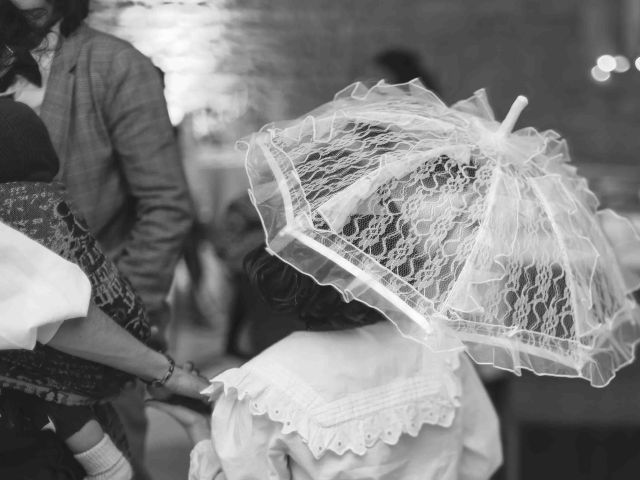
left=1, top=1, right=640, bottom=479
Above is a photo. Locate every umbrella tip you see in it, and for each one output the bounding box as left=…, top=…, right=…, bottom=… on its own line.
left=498, top=95, right=529, bottom=136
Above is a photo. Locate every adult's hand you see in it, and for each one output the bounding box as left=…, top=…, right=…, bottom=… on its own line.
left=157, top=364, right=209, bottom=400
left=146, top=360, right=211, bottom=417
left=49, top=302, right=209, bottom=398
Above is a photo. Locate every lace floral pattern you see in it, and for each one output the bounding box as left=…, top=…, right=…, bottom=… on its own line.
left=242, top=80, right=640, bottom=386
left=0, top=182, right=150, bottom=405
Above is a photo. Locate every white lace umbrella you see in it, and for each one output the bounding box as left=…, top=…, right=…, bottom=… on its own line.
left=240, top=80, right=640, bottom=387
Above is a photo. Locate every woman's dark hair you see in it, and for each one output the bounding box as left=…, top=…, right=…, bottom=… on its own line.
left=0, top=0, right=89, bottom=86
left=0, top=2, right=41, bottom=51
left=52, top=0, right=90, bottom=37
left=244, top=245, right=386, bottom=331
left=0, top=0, right=89, bottom=48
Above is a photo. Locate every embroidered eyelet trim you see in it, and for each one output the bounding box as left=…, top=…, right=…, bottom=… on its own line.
left=204, top=353, right=462, bottom=459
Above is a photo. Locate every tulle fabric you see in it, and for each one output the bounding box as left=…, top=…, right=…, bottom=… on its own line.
left=240, top=79, right=640, bottom=387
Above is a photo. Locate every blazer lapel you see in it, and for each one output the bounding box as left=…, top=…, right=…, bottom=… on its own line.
left=41, top=24, right=89, bottom=176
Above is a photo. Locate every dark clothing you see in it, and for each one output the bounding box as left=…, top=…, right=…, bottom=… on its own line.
left=0, top=182, right=150, bottom=404
left=0, top=430, right=85, bottom=480
left=0, top=46, right=42, bottom=92
left=4, top=22, right=192, bottom=476
left=0, top=99, right=58, bottom=182
left=38, top=23, right=193, bottom=475
left=0, top=390, right=131, bottom=480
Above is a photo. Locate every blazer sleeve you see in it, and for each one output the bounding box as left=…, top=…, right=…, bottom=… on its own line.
left=103, top=46, right=194, bottom=312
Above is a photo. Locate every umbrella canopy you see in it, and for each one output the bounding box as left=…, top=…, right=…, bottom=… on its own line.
left=240, top=79, right=640, bottom=387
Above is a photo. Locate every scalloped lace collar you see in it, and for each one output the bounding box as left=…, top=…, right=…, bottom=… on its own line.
left=204, top=322, right=462, bottom=459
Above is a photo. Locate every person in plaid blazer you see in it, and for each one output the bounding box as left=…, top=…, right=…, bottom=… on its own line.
left=1, top=1, right=195, bottom=478
left=2, top=0, right=193, bottom=347
left=50, top=18, right=193, bottom=336
left=45, top=23, right=194, bottom=344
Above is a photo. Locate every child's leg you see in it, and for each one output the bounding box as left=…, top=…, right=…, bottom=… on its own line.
left=66, top=418, right=105, bottom=453
left=43, top=402, right=133, bottom=480
left=71, top=423, right=133, bottom=480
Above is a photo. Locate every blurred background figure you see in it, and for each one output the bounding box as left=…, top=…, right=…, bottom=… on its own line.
left=372, top=48, right=441, bottom=93
left=212, top=194, right=299, bottom=358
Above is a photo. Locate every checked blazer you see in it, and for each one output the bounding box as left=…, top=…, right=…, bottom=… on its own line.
left=40, top=23, right=194, bottom=313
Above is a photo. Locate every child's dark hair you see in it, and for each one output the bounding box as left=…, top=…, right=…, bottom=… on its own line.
left=244, top=245, right=386, bottom=331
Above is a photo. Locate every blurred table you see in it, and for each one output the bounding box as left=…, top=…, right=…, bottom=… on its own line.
left=182, top=144, right=249, bottom=227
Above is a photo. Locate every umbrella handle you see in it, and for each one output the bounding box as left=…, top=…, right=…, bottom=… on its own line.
left=497, top=95, right=529, bottom=136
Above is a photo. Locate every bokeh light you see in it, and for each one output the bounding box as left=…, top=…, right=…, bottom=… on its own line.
left=591, top=65, right=611, bottom=82
left=596, top=54, right=616, bottom=72
left=613, top=55, right=630, bottom=73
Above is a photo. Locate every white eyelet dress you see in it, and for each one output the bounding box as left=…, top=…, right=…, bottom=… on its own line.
left=191, top=320, right=502, bottom=480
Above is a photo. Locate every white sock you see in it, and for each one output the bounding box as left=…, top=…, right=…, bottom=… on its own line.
left=73, top=434, right=133, bottom=480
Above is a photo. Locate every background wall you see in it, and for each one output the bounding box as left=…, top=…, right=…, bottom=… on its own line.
left=90, top=0, right=640, bottom=211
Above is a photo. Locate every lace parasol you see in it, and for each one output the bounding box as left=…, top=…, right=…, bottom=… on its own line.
left=240, top=79, right=640, bottom=387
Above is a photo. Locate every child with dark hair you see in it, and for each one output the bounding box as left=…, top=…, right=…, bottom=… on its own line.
left=244, top=246, right=388, bottom=331
left=151, top=242, right=501, bottom=479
